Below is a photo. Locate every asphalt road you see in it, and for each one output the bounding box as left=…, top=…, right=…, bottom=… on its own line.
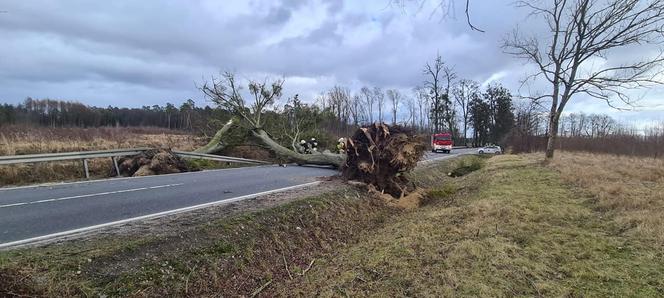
left=0, top=148, right=475, bottom=247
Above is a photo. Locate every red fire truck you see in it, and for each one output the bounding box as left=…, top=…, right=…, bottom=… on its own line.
left=431, top=133, right=453, bottom=153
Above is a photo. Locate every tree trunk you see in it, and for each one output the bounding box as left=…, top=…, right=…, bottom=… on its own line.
left=545, top=112, right=560, bottom=159
left=195, top=117, right=237, bottom=154
left=251, top=129, right=345, bottom=167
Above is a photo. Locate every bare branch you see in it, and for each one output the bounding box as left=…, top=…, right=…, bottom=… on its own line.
left=464, top=0, right=484, bottom=32
left=200, top=72, right=283, bottom=129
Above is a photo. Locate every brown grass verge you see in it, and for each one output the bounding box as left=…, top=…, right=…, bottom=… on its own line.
left=545, top=151, right=664, bottom=245
left=0, top=125, right=203, bottom=155
left=0, top=126, right=207, bottom=186
left=274, top=153, right=664, bottom=296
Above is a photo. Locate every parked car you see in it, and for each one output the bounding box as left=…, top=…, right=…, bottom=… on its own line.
left=478, top=145, right=502, bottom=154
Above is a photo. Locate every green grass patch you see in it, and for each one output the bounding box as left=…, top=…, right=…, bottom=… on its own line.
left=449, top=155, right=487, bottom=177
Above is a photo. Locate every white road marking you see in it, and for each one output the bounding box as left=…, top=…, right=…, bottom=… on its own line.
left=0, top=165, right=275, bottom=192
left=0, top=183, right=184, bottom=209
left=0, top=181, right=320, bottom=249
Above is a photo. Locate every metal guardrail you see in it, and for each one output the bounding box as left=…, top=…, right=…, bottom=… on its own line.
left=0, top=148, right=268, bottom=179
left=0, top=148, right=152, bottom=165
left=172, top=151, right=269, bottom=165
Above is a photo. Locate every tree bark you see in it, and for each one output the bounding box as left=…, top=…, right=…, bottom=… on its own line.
left=251, top=129, right=345, bottom=167
left=195, top=117, right=237, bottom=154
left=545, top=112, right=560, bottom=159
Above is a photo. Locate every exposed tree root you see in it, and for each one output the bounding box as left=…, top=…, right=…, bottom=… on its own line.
left=117, top=148, right=190, bottom=177
left=343, top=123, right=425, bottom=198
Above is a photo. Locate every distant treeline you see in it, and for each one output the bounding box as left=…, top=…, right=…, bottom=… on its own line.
left=0, top=98, right=222, bottom=130
left=507, top=105, right=664, bottom=158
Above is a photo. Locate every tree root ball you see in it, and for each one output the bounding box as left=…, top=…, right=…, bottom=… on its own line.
left=116, top=148, right=192, bottom=177
left=342, top=123, right=426, bottom=198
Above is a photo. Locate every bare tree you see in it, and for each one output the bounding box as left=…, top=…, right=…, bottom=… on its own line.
left=423, top=53, right=456, bottom=132
left=387, top=89, right=402, bottom=125
left=349, top=94, right=366, bottom=126
left=328, top=85, right=352, bottom=134
left=509, top=99, right=546, bottom=152
left=504, top=0, right=664, bottom=159
left=361, top=86, right=375, bottom=123
left=453, top=79, right=479, bottom=142
left=413, top=86, right=430, bottom=131
left=374, top=87, right=385, bottom=123
left=405, top=95, right=418, bottom=128
left=328, top=86, right=350, bottom=122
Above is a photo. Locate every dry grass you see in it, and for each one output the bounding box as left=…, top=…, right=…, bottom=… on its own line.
left=546, top=151, right=664, bottom=245
left=0, top=125, right=204, bottom=155
left=0, top=126, right=206, bottom=186
left=275, top=154, right=664, bottom=296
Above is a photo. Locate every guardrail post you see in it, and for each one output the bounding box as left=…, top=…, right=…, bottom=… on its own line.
left=83, top=159, right=90, bottom=179
left=112, top=157, right=121, bottom=177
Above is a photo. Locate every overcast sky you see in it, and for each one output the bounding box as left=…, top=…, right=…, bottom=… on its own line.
left=1, top=0, right=662, bottom=126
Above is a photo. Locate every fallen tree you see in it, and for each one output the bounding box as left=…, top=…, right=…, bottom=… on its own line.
left=199, top=72, right=347, bottom=167
left=195, top=117, right=238, bottom=155
left=251, top=128, right=345, bottom=166
left=198, top=72, right=425, bottom=198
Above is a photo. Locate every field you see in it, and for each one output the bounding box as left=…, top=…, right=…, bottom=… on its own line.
left=0, top=125, right=206, bottom=186
left=548, top=152, right=664, bottom=245
left=2, top=152, right=663, bottom=296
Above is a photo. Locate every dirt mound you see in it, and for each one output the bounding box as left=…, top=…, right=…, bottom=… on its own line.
left=116, top=148, right=191, bottom=177
left=342, top=123, right=426, bottom=198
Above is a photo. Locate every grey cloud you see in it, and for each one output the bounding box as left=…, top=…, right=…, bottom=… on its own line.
left=0, top=0, right=661, bottom=124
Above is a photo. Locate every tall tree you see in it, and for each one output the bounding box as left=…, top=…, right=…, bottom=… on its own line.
left=503, top=0, right=664, bottom=159
left=374, top=87, right=385, bottom=123
left=423, top=53, right=455, bottom=132
left=484, top=85, right=514, bottom=143
left=361, top=86, right=375, bottom=123
left=413, top=86, right=430, bottom=131
left=453, top=79, right=479, bottom=142
left=165, top=103, right=177, bottom=129
left=469, top=96, right=491, bottom=146
left=386, top=89, right=401, bottom=125
left=349, top=94, right=365, bottom=126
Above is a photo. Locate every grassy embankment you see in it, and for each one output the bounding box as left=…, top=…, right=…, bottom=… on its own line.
left=1, top=152, right=663, bottom=296
left=0, top=126, right=240, bottom=186
left=281, top=153, right=664, bottom=296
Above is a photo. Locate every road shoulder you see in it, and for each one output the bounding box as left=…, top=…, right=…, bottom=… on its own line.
left=0, top=156, right=471, bottom=296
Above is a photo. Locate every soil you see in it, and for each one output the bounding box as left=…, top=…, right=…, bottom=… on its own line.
left=116, top=148, right=190, bottom=177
